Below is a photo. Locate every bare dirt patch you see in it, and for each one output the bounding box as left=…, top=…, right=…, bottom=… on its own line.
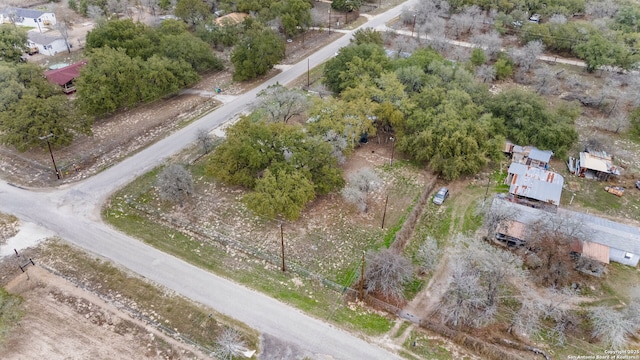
left=0, top=266, right=202, bottom=360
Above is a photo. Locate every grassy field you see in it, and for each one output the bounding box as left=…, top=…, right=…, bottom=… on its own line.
left=102, top=148, right=424, bottom=336
left=0, top=288, right=22, bottom=345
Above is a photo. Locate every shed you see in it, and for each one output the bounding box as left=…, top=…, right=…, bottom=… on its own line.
left=44, top=60, right=87, bottom=94
left=577, top=150, right=620, bottom=180
left=504, top=142, right=553, bottom=169
left=506, top=162, right=564, bottom=205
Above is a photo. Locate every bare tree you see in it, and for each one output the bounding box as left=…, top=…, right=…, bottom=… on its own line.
left=87, top=5, right=105, bottom=20
left=420, top=15, right=446, bottom=39
left=533, top=66, right=561, bottom=95
left=55, top=20, right=72, bottom=54
left=510, top=296, right=544, bottom=338
left=144, top=0, right=160, bottom=17
left=196, top=128, right=214, bottom=154
left=106, top=0, right=127, bottom=16
left=341, top=168, right=381, bottom=212
left=510, top=41, right=544, bottom=71
left=523, top=214, right=588, bottom=288
left=214, top=327, right=247, bottom=360
left=157, top=164, right=194, bottom=206
left=322, top=130, right=347, bottom=165
left=475, top=64, right=496, bottom=83
left=590, top=307, right=635, bottom=349
left=362, top=249, right=413, bottom=301
left=548, top=14, right=567, bottom=24
left=257, top=83, right=310, bottom=123
left=471, top=31, right=502, bottom=59
left=438, top=235, right=525, bottom=328
left=438, top=257, right=486, bottom=328
left=341, top=186, right=367, bottom=212
left=586, top=0, right=620, bottom=19
left=447, top=13, right=474, bottom=38
left=416, top=236, right=440, bottom=274
left=349, top=168, right=381, bottom=193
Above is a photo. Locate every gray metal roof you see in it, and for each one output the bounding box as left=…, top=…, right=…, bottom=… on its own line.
left=528, top=148, right=553, bottom=163
left=28, top=31, right=62, bottom=46
left=491, top=197, right=640, bottom=256
left=1, top=7, right=46, bottom=19
left=507, top=162, right=563, bottom=205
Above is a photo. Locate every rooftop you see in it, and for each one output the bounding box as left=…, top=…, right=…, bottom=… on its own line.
left=1, top=7, right=47, bottom=19
left=491, top=197, right=640, bottom=256
left=28, top=31, right=63, bottom=45
left=579, top=151, right=620, bottom=175
left=507, top=162, right=564, bottom=205
left=44, top=60, right=87, bottom=85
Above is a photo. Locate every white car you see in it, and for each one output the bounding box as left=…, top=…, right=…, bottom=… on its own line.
left=433, top=187, right=449, bottom=205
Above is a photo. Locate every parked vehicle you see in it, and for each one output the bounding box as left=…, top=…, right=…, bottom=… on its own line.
left=433, top=187, right=449, bottom=205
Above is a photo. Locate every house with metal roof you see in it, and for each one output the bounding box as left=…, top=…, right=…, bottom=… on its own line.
left=44, top=60, right=87, bottom=94
left=505, top=162, right=564, bottom=205
left=491, top=196, right=640, bottom=267
left=0, top=7, right=56, bottom=32
left=503, top=142, right=553, bottom=169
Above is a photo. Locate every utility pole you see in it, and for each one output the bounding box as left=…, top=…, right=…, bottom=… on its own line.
left=39, top=133, right=60, bottom=179
left=411, top=13, right=417, bottom=37
left=389, top=137, right=395, bottom=166
left=381, top=194, right=389, bottom=229
left=359, top=251, right=365, bottom=301
left=328, top=7, right=331, bottom=33
left=280, top=222, right=286, bottom=272
left=307, top=58, right=310, bottom=87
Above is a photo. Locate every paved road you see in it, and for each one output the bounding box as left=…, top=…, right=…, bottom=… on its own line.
left=0, top=1, right=419, bottom=359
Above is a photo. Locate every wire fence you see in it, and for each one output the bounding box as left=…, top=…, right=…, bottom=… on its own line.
left=125, top=197, right=404, bottom=314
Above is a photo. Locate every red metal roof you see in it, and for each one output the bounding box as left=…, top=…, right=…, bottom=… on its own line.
left=44, top=60, right=87, bottom=86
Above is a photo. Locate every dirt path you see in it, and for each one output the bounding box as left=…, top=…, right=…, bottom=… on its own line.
left=402, top=251, right=451, bottom=320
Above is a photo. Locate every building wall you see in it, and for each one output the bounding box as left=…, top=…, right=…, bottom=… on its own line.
left=33, top=39, right=68, bottom=56
left=609, top=247, right=639, bottom=267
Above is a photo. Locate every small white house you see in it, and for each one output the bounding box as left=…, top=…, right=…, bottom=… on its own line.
left=0, top=8, right=56, bottom=32
left=28, top=31, right=68, bottom=56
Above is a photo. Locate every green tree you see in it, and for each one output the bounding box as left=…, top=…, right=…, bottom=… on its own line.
left=159, top=32, right=223, bottom=72
left=76, top=47, right=142, bottom=115
left=0, top=24, right=28, bottom=63
left=493, top=56, right=513, bottom=79
left=470, top=47, right=487, bottom=66
left=275, top=0, right=312, bottom=37
left=244, top=168, right=315, bottom=220
left=351, top=28, right=384, bottom=46
left=323, top=43, right=391, bottom=94
left=174, top=0, right=212, bottom=26
left=141, top=55, right=198, bottom=100
left=331, top=0, right=363, bottom=12
left=0, top=95, right=92, bottom=151
left=86, top=19, right=159, bottom=60
left=398, top=88, right=500, bottom=180
left=488, top=88, right=578, bottom=157
left=575, top=33, right=616, bottom=72
left=231, top=23, right=284, bottom=81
